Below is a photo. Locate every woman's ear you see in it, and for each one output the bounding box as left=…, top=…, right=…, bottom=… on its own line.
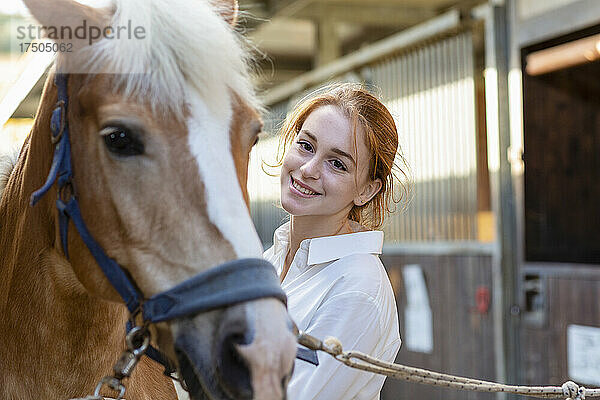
left=354, top=178, right=382, bottom=206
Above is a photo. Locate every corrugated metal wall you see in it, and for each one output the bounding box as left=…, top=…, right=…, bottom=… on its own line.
left=249, top=31, right=478, bottom=247
left=375, top=32, right=478, bottom=242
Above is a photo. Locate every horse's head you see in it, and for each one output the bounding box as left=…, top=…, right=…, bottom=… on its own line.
left=23, top=0, right=296, bottom=398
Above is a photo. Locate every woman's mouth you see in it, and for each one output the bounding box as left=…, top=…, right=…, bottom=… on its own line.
left=290, top=177, right=321, bottom=197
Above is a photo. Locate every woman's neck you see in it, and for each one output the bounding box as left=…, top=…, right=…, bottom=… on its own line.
left=281, top=211, right=354, bottom=282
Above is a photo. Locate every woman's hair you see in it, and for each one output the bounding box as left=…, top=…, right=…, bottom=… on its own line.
left=274, top=82, right=410, bottom=229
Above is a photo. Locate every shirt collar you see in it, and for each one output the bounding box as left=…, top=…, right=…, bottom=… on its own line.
left=272, top=222, right=384, bottom=266
left=272, top=221, right=291, bottom=257
left=306, top=230, right=383, bottom=265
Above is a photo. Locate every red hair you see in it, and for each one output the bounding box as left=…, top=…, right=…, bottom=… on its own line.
left=274, top=83, right=410, bottom=229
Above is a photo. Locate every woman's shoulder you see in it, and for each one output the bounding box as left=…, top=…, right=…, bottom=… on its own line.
left=316, top=252, right=399, bottom=339
left=332, top=252, right=383, bottom=274
left=325, top=253, right=389, bottom=302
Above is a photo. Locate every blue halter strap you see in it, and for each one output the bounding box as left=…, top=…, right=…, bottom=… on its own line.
left=30, top=73, right=317, bottom=373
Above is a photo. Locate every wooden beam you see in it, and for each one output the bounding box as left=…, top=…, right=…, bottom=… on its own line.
left=297, top=3, right=437, bottom=26
left=269, top=0, right=315, bottom=17
left=240, top=0, right=440, bottom=29
left=316, top=16, right=341, bottom=66
left=262, top=9, right=460, bottom=105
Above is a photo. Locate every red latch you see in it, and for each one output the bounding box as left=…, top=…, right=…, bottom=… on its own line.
left=475, top=286, right=490, bottom=314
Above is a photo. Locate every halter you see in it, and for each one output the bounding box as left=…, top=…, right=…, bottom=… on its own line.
left=30, top=74, right=317, bottom=392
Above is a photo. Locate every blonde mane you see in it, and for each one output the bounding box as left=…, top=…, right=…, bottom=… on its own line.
left=60, top=0, right=260, bottom=115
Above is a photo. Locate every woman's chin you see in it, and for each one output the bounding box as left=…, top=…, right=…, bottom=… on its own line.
left=281, top=196, right=311, bottom=217
left=280, top=198, right=300, bottom=216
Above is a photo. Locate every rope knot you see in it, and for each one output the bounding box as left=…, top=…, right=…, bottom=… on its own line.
left=323, top=336, right=343, bottom=356
left=562, top=381, right=586, bottom=400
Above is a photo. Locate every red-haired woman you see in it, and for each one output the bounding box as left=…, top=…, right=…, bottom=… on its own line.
left=264, top=83, right=408, bottom=400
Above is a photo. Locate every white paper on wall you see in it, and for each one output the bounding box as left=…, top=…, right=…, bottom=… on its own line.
left=568, top=324, right=600, bottom=386
left=402, top=264, right=433, bottom=353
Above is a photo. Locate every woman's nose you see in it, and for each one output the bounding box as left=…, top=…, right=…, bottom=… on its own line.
left=299, top=158, right=320, bottom=179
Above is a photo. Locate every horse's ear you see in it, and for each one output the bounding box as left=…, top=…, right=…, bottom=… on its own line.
left=21, top=0, right=112, bottom=49
left=210, top=0, right=239, bottom=26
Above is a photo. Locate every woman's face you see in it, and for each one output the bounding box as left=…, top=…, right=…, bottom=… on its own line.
left=280, top=104, right=381, bottom=219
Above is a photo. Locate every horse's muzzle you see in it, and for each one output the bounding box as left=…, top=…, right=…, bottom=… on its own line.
left=172, top=300, right=296, bottom=400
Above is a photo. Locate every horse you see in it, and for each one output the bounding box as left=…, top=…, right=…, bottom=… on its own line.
left=0, top=0, right=297, bottom=399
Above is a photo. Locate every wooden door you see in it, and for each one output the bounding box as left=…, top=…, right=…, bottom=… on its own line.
left=520, top=30, right=600, bottom=390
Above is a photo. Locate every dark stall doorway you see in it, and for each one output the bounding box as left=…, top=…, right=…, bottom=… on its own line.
left=522, top=28, right=600, bottom=265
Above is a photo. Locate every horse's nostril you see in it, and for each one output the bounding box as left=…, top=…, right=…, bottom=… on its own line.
left=216, top=332, right=253, bottom=400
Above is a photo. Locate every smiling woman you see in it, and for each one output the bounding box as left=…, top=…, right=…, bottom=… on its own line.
left=264, top=83, right=409, bottom=400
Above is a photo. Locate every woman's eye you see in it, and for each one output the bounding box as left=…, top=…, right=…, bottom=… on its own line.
left=298, top=141, right=313, bottom=152
left=101, top=127, right=144, bottom=156
left=331, top=159, right=347, bottom=171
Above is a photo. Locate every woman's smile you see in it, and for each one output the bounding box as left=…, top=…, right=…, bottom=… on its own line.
left=290, top=176, right=322, bottom=197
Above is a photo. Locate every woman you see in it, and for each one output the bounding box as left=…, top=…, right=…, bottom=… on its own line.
left=264, top=83, right=408, bottom=400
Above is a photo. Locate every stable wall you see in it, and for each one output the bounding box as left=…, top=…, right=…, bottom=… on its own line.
left=380, top=251, right=497, bottom=400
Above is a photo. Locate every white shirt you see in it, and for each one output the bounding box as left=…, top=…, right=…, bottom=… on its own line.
left=264, top=222, right=401, bottom=400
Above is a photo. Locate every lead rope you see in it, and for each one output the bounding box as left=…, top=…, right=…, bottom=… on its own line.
left=297, top=332, right=599, bottom=400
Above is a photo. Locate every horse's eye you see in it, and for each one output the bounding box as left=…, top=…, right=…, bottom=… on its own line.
left=101, top=126, right=144, bottom=156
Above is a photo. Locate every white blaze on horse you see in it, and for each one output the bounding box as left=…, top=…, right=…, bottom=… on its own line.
left=0, top=0, right=297, bottom=399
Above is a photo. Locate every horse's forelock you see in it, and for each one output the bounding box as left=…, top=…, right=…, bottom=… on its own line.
left=60, top=0, right=260, bottom=116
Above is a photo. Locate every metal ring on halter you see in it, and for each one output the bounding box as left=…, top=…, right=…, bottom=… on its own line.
left=111, top=326, right=151, bottom=380
left=126, top=326, right=150, bottom=355
left=93, top=376, right=126, bottom=400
